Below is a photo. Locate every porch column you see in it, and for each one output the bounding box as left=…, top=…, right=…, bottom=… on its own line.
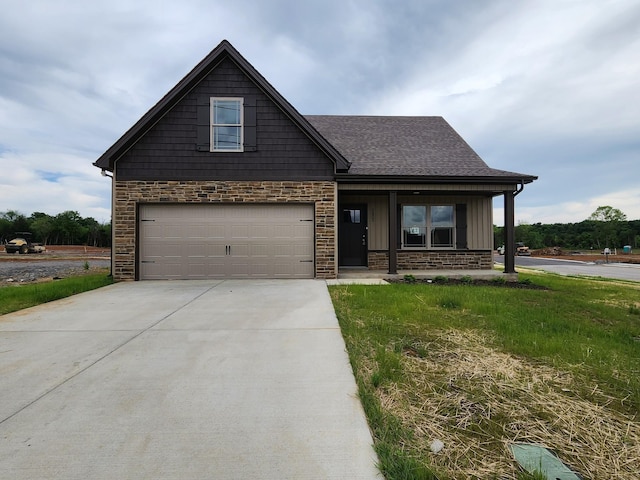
left=388, top=190, right=398, bottom=274
left=503, top=189, right=516, bottom=274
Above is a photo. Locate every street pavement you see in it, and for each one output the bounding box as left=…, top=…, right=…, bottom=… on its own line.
left=496, top=255, right=640, bottom=282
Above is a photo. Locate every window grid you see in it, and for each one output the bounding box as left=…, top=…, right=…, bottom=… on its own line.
left=210, top=97, right=243, bottom=152
left=401, top=204, right=455, bottom=249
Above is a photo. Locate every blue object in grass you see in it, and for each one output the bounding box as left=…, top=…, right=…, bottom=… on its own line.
left=510, top=443, right=583, bottom=480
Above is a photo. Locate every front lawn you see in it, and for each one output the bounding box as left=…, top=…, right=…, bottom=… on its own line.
left=0, top=272, right=113, bottom=315
left=329, top=273, right=640, bottom=479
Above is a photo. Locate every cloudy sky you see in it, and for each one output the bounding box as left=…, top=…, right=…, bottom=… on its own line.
left=1, top=0, right=638, bottom=225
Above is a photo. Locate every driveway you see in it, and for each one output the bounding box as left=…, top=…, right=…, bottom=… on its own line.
left=0, top=280, right=381, bottom=479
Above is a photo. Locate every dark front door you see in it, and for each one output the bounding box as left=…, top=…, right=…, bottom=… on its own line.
left=339, top=204, right=367, bottom=266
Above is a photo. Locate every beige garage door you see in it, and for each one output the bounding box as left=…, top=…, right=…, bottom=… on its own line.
left=139, top=204, right=315, bottom=280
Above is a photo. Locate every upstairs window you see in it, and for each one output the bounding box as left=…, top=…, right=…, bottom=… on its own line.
left=211, top=98, right=243, bottom=151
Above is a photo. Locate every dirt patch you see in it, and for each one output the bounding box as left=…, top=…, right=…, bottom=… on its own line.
left=0, top=246, right=110, bottom=284
left=383, top=329, right=640, bottom=479
left=533, top=250, right=640, bottom=264
left=0, top=245, right=110, bottom=262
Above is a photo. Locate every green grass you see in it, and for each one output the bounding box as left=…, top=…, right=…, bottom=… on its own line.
left=329, top=273, right=640, bottom=479
left=0, top=273, right=113, bottom=315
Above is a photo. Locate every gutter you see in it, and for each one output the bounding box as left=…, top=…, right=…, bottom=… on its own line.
left=335, top=174, right=538, bottom=185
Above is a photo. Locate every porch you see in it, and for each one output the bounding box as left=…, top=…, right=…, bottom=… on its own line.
left=337, top=185, right=523, bottom=277
left=334, top=265, right=518, bottom=283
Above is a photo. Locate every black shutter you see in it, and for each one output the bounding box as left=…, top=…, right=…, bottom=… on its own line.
left=244, top=96, right=257, bottom=152
left=456, top=204, right=468, bottom=249
left=397, top=204, right=402, bottom=247
left=196, top=96, right=210, bottom=152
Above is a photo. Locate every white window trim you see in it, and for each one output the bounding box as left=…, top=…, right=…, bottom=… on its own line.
left=210, top=97, right=244, bottom=152
left=401, top=204, right=456, bottom=250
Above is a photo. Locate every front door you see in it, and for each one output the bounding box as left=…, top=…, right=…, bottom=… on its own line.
left=339, top=204, right=367, bottom=266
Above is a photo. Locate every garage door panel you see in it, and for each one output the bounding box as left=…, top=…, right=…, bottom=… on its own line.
left=251, top=244, right=269, bottom=257
left=163, top=225, right=186, bottom=239
left=139, top=204, right=315, bottom=280
left=250, top=225, right=269, bottom=238
left=230, top=224, right=250, bottom=239
left=205, top=244, right=227, bottom=257
left=142, top=261, right=183, bottom=280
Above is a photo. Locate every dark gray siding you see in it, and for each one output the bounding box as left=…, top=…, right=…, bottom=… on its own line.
left=116, top=56, right=335, bottom=181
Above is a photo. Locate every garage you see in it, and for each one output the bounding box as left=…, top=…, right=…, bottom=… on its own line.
left=138, top=204, right=315, bottom=280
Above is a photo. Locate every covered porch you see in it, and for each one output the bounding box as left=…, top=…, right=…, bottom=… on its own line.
left=336, top=182, right=523, bottom=278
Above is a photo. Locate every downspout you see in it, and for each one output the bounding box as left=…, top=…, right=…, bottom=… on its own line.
left=101, top=168, right=115, bottom=278
left=513, top=180, right=525, bottom=197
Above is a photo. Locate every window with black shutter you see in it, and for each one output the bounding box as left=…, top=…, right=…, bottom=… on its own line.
left=196, top=96, right=256, bottom=152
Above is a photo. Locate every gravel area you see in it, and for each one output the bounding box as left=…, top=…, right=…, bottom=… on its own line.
left=0, top=259, right=111, bottom=284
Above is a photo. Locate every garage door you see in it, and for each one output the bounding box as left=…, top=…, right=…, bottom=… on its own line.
left=139, top=204, right=315, bottom=280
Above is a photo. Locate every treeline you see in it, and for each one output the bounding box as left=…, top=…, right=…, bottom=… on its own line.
left=494, top=220, right=640, bottom=251
left=0, top=210, right=111, bottom=247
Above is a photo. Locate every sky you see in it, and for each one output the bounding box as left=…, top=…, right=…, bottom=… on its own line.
left=1, top=0, right=638, bottom=225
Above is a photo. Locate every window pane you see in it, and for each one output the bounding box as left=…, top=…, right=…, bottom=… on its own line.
left=214, top=126, right=241, bottom=150
left=213, top=100, right=241, bottom=124
left=404, top=228, right=426, bottom=246
left=402, top=206, right=426, bottom=247
left=403, top=205, right=426, bottom=225
left=431, top=205, right=454, bottom=227
left=431, top=227, right=453, bottom=247
left=343, top=209, right=360, bottom=224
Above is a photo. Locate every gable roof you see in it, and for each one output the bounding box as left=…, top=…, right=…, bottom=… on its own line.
left=306, top=115, right=537, bottom=184
left=94, top=40, right=350, bottom=172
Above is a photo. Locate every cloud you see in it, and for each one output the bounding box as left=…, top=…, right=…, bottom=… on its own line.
left=494, top=186, right=640, bottom=226
left=0, top=150, right=111, bottom=221
left=0, top=0, right=638, bottom=225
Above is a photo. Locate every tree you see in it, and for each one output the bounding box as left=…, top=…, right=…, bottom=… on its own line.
left=587, top=206, right=627, bottom=249
left=30, top=213, right=54, bottom=245
left=588, top=206, right=627, bottom=222
left=515, top=222, right=544, bottom=249
left=0, top=210, right=30, bottom=241
left=51, top=211, right=87, bottom=245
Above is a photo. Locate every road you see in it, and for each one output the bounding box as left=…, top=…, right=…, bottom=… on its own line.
left=495, top=255, right=640, bottom=282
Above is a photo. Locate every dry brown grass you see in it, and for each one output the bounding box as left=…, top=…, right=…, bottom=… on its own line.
left=379, top=329, right=640, bottom=479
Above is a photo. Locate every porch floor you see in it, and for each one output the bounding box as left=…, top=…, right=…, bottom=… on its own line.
left=333, top=265, right=518, bottom=284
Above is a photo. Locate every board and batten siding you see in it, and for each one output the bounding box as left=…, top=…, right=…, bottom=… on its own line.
left=340, top=194, right=493, bottom=250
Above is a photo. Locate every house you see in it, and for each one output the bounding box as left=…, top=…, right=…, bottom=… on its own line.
left=94, top=40, right=536, bottom=281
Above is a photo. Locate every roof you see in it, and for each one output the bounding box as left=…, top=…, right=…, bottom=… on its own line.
left=94, top=40, right=536, bottom=186
left=94, top=40, right=350, bottom=172
left=306, top=115, right=537, bottom=183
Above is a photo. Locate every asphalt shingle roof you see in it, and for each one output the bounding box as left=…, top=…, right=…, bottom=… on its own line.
left=305, top=115, right=535, bottom=181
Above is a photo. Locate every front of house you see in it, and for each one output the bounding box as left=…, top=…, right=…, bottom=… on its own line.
left=95, top=40, right=536, bottom=281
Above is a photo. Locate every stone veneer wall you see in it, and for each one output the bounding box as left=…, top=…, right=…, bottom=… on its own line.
left=368, top=250, right=492, bottom=270
left=113, top=180, right=336, bottom=281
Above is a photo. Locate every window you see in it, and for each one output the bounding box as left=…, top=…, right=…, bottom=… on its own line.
left=402, top=205, right=426, bottom=247
left=430, top=205, right=454, bottom=247
left=401, top=205, right=455, bottom=249
left=211, top=98, right=243, bottom=151
left=343, top=208, right=361, bottom=224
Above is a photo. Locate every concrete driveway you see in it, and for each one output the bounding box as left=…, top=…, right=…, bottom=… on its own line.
left=0, top=280, right=381, bottom=479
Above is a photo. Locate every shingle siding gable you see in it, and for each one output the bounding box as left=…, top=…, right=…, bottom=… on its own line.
left=116, top=57, right=335, bottom=181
